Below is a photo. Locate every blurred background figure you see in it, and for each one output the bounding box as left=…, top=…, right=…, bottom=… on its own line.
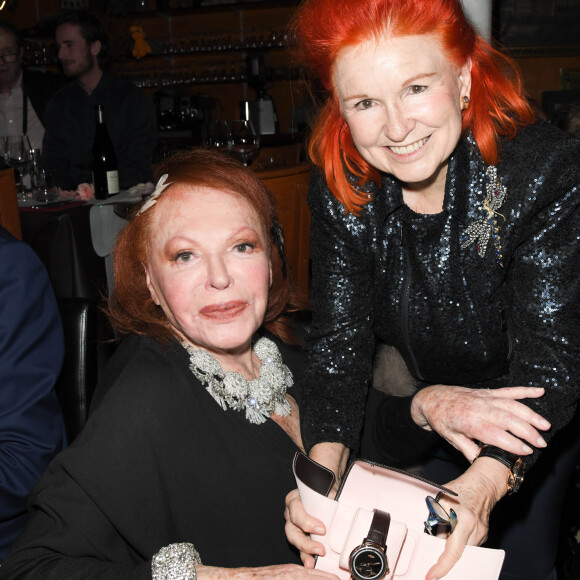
left=552, top=101, right=580, bottom=138
left=42, top=10, right=156, bottom=191
left=0, top=20, right=63, bottom=151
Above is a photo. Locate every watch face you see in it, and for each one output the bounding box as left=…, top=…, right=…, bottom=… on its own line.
left=350, top=545, right=388, bottom=580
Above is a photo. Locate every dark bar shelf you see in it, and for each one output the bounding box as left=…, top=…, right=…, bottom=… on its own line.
left=118, top=0, right=299, bottom=18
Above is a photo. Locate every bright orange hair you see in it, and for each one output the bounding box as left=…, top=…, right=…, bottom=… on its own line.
left=291, top=0, right=535, bottom=214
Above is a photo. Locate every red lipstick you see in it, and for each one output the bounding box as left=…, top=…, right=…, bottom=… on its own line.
left=199, top=301, right=247, bottom=320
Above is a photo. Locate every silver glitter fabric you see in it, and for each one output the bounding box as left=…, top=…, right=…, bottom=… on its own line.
left=301, top=122, right=580, bottom=468
left=183, top=337, right=293, bottom=424
left=151, top=542, right=201, bottom=579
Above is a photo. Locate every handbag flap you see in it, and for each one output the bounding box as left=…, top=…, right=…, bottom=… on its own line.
left=294, top=453, right=339, bottom=542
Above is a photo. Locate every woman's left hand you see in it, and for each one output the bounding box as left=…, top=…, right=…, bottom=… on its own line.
left=425, top=457, right=509, bottom=580
left=410, top=385, right=550, bottom=462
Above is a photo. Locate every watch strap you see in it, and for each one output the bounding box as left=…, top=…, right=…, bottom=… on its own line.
left=366, top=509, right=391, bottom=547
left=477, top=445, right=517, bottom=469
left=477, top=445, right=525, bottom=494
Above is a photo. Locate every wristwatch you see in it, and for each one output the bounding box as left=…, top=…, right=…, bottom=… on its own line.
left=349, top=509, right=391, bottom=580
left=477, top=445, right=525, bottom=494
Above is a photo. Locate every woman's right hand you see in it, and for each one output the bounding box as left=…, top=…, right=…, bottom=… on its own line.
left=198, top=563, right=339, bottom=578
left=284, top=488, right=328, bottom=568
left=283, top=442, right=350, bottom=566
left=410, top=385, right=550, bottom=462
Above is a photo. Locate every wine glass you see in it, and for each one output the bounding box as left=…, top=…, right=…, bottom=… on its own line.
left=31, top=149, right=58, bottom=203
left=6, top=135, right=32, bottom=202
left=0, top=136, right=7, bottom=165
left=204, top=120, right=233, bottom=154
left=230, top=120, right=260, bottom=166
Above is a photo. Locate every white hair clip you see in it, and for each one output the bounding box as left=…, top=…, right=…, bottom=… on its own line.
left=136, top=174, right=172, bottom=216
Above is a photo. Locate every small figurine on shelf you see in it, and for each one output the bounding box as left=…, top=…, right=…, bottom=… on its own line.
left=130, top=25, right=152, bottom=60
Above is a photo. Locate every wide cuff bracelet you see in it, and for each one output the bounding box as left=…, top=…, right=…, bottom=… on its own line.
left=152, top=542, right=202, bottom=579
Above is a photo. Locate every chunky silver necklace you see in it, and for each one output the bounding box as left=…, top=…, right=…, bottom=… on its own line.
left=182, top=337, right=293, bottom=425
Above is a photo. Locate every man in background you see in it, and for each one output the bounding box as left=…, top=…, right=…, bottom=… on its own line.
left=0, top=20, right=64, bottom=151
left=42, top=10, right=156, bottom=191
left=0, top=224, right=66, bottom=558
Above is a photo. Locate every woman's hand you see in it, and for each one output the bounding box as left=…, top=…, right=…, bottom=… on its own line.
left=283, top=443, right=349, bottom=567
left=425, top=457, right=510, bottom=580
left=284, top=489, right=328, bottom=568
left=410, top=385, right=550, bottom=462
left=197, top=563, right=339, bottom=578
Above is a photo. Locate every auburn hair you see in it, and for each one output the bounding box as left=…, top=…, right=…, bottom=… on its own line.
left=291, top=0, right=535, bottom=214
left=108, top=148, right=304, bottom=345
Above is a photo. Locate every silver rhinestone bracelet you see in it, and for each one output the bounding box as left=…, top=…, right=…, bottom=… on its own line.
left=151, top=542, right=202, bottom=579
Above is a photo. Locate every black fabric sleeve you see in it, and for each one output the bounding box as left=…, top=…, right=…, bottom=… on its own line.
left=359, top=388, right=439, bottom=466
left=0, top=463, right=152, bottom=579
left=300, top=169, right=378, bottom=452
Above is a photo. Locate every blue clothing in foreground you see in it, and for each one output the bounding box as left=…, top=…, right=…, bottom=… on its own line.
left=0, top=226, right=66, bottom=557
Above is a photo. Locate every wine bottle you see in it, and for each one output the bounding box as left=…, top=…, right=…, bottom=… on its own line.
left=92, top=105, right=120, bottom=199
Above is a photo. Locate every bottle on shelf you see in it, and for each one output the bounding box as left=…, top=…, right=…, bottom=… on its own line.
left=92, top=105, right=120, bottom=199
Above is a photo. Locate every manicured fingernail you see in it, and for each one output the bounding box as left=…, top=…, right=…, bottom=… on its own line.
left=537, top=436, right=547, bottom=447
left=523, top=445, right=533, bottom=454
left=314, top=526, right=325, bottom=535
left=539, top=419, right=551, bottom=429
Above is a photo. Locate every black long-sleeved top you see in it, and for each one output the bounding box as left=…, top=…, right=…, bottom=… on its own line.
left=0, top=334, right=302, bottom=578
left=300, top=121, right=580, bottom=470
left=42, top=72, right=156, bottom=190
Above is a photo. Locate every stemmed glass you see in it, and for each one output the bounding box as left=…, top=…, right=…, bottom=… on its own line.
left=204, top=120, right=233, bottom=154
left=229, top=120, right=260, bottom=166
left=0, top=136, right=6, bottom=164
left=6, top=135, right=33, bottom=202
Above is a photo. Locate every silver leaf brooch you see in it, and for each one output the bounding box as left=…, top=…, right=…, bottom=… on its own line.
left=460, top=165, right=507, bottom=266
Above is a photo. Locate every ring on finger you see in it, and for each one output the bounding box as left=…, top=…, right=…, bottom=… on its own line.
left=424, top=494, right=457, bottom=536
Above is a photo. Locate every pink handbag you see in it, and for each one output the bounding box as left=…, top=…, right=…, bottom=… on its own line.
left=293, top=452, right=505, bottom=579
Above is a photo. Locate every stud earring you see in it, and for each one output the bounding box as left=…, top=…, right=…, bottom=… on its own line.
left=461, top=95, right=470, bottom=110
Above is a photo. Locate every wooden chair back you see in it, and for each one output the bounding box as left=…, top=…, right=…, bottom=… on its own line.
left=0, top=167, right=22, bottom=239
left=258, top=162, right=312, bottom=297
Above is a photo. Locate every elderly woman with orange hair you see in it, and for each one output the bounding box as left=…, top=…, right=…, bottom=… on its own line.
left=284, top=1, right=580, bottom=579
left=0, top=149, right=338, bottom=580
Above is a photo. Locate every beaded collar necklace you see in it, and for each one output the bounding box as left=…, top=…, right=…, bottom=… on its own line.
left=182, top=337, right=293, bottom=425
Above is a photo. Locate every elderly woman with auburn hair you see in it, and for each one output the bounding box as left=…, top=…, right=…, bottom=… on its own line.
left=0, top=149, right=338, bottom=580
left=284, top=1, right=580, bottom=579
